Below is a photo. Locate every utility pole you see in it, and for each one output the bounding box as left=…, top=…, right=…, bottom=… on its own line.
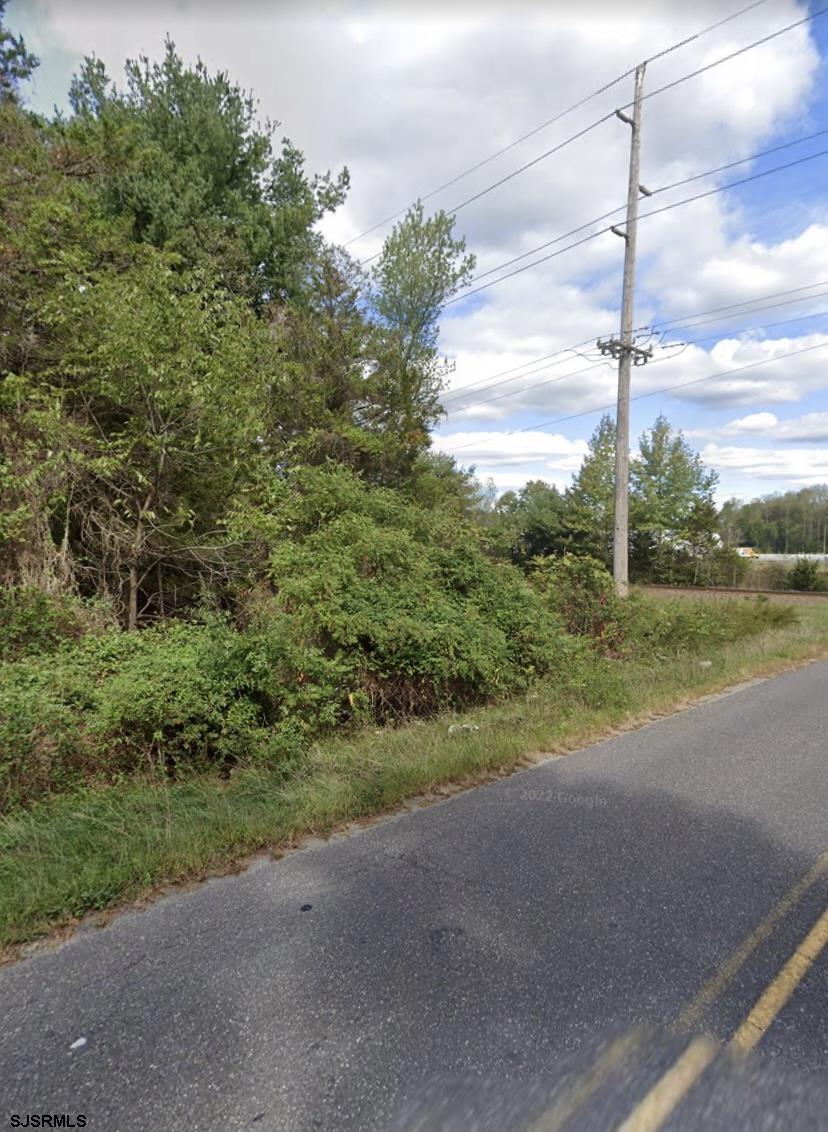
left=597, top=62, right=649, bottom=598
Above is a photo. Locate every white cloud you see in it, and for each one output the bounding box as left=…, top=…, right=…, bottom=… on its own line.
left=724, top=412, right=779, bottom=433
left=701, top=443, right=828, bottom=483
left=19, top=0, right=828, bottom=498
left=433, top=430, right=588, bottom=469
left=721, top=410, right=828, bottom=442
left=774, top=411, right=828, bottom=442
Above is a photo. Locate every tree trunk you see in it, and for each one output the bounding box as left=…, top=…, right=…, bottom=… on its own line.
left=128, top=511, right=145, bottom=631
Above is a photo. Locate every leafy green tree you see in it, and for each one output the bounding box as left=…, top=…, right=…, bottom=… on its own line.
left=491, top=477, right=570, bottom=566
left=719, top=486, right=828, bottom=554
left=55, top=258, right=277, bottom=626
left=369, top=202, right=475, bottom=470
left=65, top=40, right=349, bottom=308
left=0, top=2, right=37, bottom=103
left=717, top=497, right=742, bottom=548
left=632, top=414, right=717, bottom=532
left=566, top=414, right=616, bottom=564
left=630, top=414, right=717, bottom=579
left=1, top=32, right=488, bottom=627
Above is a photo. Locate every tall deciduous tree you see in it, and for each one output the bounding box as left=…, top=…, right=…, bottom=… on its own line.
left=630, top=414, right=718, bottom=577
left=632, top=414, right=718, bottom=533
left=567, top=414, right=616, bottom=563
left=370, top=202, right=475, bottom=465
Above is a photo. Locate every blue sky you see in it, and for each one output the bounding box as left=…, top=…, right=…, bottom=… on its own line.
left=11, top=0, right=828, bottom=503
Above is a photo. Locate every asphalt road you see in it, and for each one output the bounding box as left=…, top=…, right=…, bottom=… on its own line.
left=2, top=661, right=827, bottom=1131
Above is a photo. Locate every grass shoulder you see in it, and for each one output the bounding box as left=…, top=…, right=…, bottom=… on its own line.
left=2, top=594, right=827, bottom=958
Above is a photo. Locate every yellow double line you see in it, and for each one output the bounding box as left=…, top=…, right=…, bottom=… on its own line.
left=615, top=850, right=828, bottom=1132
left=526, top=850, right=828, bottom=1132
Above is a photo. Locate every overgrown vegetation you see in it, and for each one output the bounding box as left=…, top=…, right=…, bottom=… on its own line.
left=2, top=596, right=824, bottom=951
left=2, top=10, right=827, bottom=949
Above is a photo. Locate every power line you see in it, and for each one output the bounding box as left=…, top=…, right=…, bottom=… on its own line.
left=440, top=280, right=828, bottom=406
left=465, top=127, right=828, bottom=289
left=443, top=146, right=828, bottom=307
left=631, top=5, right=826, bottom=111
left=357, top=3, right=825, bottom=267
left=441, top=342, right=602, bottom=406
left=444, top=306, right=828, bottom=416
left=445, top=360, right=611, bottom=415
left=441, top=339, right=599, bottom=398
left=676, top=305, right=828, bottom=345
left=652, top=280, right=828, bottom=333
left=440, top=340, right=828, bottom=452
left=344, top=0, right=771, bottom=250
left=653, top=287, right=828, bottom=335
left=359, top=116, right=617, bottom=266
left=637, top=145, right=828, bottom=225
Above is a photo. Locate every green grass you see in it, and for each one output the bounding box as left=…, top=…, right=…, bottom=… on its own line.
left=2, top=597, right=828, bottom=955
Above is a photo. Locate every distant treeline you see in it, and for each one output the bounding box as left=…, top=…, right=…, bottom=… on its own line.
left=719, top=487, right=828, bottom=555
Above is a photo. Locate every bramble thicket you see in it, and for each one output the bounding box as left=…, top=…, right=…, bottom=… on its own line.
left=0, top=15, right=810, bottom=811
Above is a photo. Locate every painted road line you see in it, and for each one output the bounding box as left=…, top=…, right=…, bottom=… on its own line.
left=613, top=1036, right=718, bottom=1132
left=525, top=1028, right=645, bottom=1132
left=677, top=850, right=828, bottom=1031
left=730, top=904, right=828, bottom=1054
left=611, top=856, right=828, bottom=1132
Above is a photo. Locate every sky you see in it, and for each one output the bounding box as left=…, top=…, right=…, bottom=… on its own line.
left=10, top=0, right=828, bottom=504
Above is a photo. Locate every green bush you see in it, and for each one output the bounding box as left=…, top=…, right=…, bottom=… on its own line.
left=786, top=557, right=826, bottom=592
left=626, top=595, right=796, bottom=655
left=530, top=554, right=628, bottom=656
left=0, top=616, right=351, bottom=810
left=695, top=547, right=749, bottom=588
left=0, top=665, right=89, bottom=808
left=1, top=468, right=580, bottom=809
left=267, top=467, right=574, bottom=719
left=0, top=586, right=112, bottom=659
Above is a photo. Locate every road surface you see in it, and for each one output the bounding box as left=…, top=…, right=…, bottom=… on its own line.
left=2, top=661, right=827, bottom=1130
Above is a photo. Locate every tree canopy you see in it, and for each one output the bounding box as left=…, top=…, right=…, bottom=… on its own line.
left=0, top=33, right=478, bottom=623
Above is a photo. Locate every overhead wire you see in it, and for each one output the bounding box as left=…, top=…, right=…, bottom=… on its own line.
left=443, top=306, right=828, bottom=416
left=442, top=146, right=828, bottom=307
left=440, top=341, right=828, bottom=453
left=356, top=3, right=825, bottom=267
left=344, top=0, right=772, bottom=250
left=440, top=280, right=828, bottom=406
left=463, top=127, right=828, bottom=289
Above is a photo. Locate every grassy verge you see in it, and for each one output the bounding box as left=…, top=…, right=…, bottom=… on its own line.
left=2, top=596, right=827, bottom=956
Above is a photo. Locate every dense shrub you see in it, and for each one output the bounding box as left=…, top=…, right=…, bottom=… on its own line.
left=266, top=467, right=575, bottom=719
left=0, top=616, right=351, bottom=810
left=694, top=547, right=749, bottom=588
left=626, top=595, right=796, bottom=654
left=0, top=467, right=804, bottom=813
left=1, top=468, right=581, bottom=809
left=530, top=555, right=628, bottom=656
left=786, top=557, right=827, bottom=592
left=0, top=586, right=113, bottom=659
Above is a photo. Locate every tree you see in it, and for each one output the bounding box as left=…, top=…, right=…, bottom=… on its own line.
left=566, top=414, right=616, bottom=564
left=717, top=497, right=742, bottom=548
left=630, top=414, right=718, bottom=580
left=369, top=202, right=475, bottom=468
left=487, top=480, right=568, bottom=566
left=1, top=33, right=486, bottom=625
left=0, top=2, right=37, bottom=103
left=65, top=40, right=349, bottom=308
left=720, top=486, right=828, bottom=554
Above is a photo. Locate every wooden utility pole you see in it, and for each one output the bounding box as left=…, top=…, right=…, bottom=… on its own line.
left=598, top=63, right=649, bottom=598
